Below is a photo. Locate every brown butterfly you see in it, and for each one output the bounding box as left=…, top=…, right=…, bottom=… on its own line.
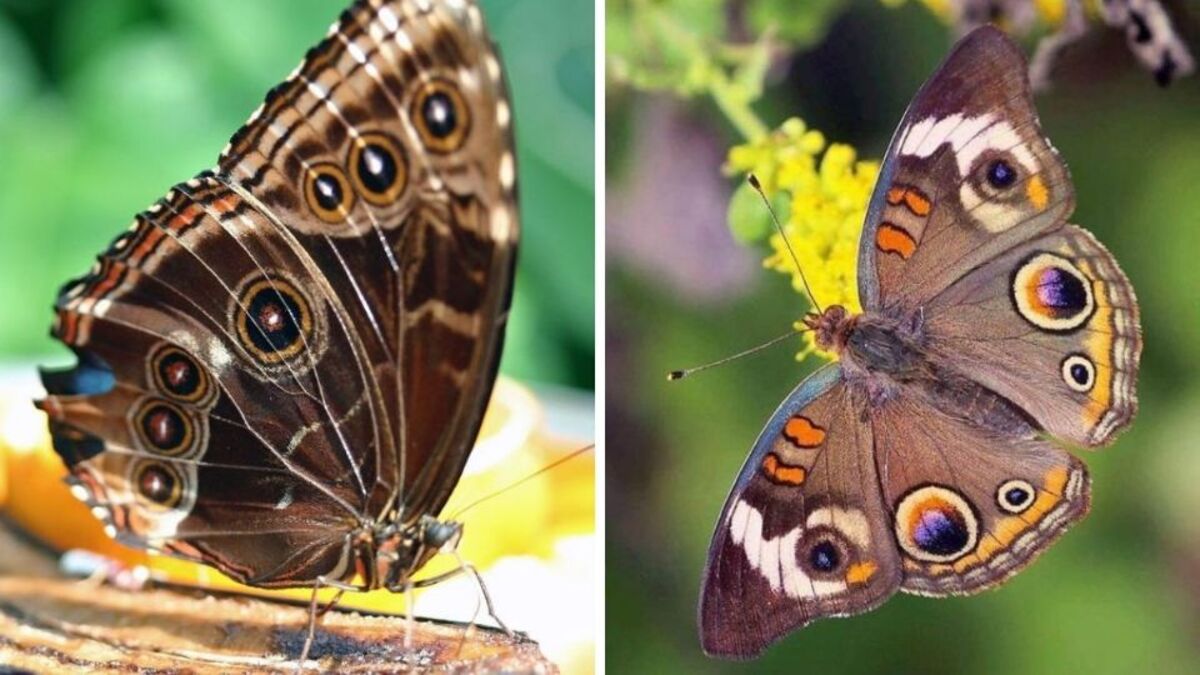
left=699, top=26, right=1141, bottom=658
left=37, top=0, right=517, bottom=661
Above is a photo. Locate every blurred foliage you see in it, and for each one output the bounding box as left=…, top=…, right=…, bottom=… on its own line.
left=0, top=0, right=594, bottom=390
left=607, top=0, right=1200, bottom=673
left=607, top=0, right=773, bottom=138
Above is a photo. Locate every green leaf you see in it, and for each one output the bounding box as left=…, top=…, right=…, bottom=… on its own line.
left=728, top=181, right=789, bottom=244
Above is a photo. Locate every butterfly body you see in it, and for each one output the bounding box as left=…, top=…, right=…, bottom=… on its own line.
left=700, top=26, right=1141, bottom=659
left=805, top=306, right=927, bottom=398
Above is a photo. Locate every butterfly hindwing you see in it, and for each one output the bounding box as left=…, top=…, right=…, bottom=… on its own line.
left=40, top=182, right=390, bottom=585
left=869, top=381, right=1091, bottom=596
left=923, top=225, right=1141, bottom=446
left=700, top=365, right=902, bottom=658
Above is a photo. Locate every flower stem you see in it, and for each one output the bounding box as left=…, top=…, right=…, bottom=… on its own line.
left=709, top=77, right=769, bottom=141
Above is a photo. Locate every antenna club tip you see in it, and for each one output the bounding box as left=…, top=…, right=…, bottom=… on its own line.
left=667, top=371, right=684, bottom=381
left=747, top=174, right=762, bottom=189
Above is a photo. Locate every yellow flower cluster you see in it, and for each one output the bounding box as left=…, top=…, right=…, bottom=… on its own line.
left=726, top=118, right=879, bottom=360
left=883, top=0, right=1089, bottom=27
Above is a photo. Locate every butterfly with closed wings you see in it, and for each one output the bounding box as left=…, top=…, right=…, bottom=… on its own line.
left=37, top=0, right=518, bottom=662
left=700, top=26, right=1141, bottom=659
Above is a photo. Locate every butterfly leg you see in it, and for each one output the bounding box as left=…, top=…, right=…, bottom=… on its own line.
left=297, top=576, right=355, bottom=669
left=392, top=579, right=417, bottom=649
left=411, top=551, right=513, bottom=636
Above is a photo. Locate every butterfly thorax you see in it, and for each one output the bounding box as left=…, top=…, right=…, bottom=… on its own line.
left=806, top=304, right=930, bottom=403
left=369, top=516, right=463, bottom=590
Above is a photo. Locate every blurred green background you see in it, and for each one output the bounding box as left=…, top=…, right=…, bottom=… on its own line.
left=0, top=0, right=594, bottom=390
left=607, top=1, right=1200, bottom=673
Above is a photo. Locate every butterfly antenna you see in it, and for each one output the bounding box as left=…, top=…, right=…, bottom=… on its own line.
left=667, top=327, right=811, bottom=381
left=448, top=444, right=593, bottom=519
left=748, top=174, right=823, bottom=314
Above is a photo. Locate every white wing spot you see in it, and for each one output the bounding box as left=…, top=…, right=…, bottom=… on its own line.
left=378, top=6, right=400, bottom=33
left=499, top=151, right=515, bottom=191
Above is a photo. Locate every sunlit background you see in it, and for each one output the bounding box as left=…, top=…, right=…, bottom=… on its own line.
left=607, top=1, right=1200, bottom=673
left=0, top=0, right=594, bottom=672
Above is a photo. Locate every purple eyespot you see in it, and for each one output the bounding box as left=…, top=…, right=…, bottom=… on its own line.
left=1036, top=267, right=1088, bottom=317
left=913, top=508, right=969, bottom=556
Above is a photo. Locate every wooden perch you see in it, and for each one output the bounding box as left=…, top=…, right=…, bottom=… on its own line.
left=0, top=524, right=556, bottom=673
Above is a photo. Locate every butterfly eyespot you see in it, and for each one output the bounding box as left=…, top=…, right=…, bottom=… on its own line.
left=809, top=540, right=840, bottom=572
left=986, top=159, right=1018, bottom=189
left=303, top=163, right=354, bottom=223
left=413, top=79, right=470, bottom=153
left=1061, top=353, right=1096, bottom=393
left=132, top=399, right=196, bottom=457
left=996, top=479, right=1037, bottom=514
left=349, top=132, right=408, bottom=205
left=133, top=461, right=184, bottom=509
left=796, top=525, right=854, bottom=579
left=894, top=485, right=980, bottom=563
left=1011, top=253, right=1095, bottom=332
left=149, top=345, right=213, bottom=405
left=235, top=277, right=314, bottom=365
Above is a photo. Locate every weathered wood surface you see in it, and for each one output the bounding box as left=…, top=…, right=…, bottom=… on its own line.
left=0, top=523, right=556, bottom=673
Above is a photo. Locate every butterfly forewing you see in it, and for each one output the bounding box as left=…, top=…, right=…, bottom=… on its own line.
left=860, top=26, right=1074, bottom=311
left=700, top=365, right=902, bottom=658
left=217, top=0, right=519, bottom=523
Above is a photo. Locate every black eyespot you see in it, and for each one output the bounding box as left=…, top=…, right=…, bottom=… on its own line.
left=159, top=354, right=198, bottom=396
left=1006, top=487, right=1030, bottom=504
left=312, top=173, right=342, bottom=210
left=234, top=277, right=314, bottom=366
left=413, top=80, right=470, bottom=153
left=142, top=405, right=185, bottom=450
left=1011, top=253, right=1096, bottom=333
left=996, top=479, right=1037, bottom=514
left=1070, top=364, right=1088, bottom=384
left=422, top=92, right=457, bottom=139
left=810, top=541, right=840, bottom=572
left=246, top=286, right=305, bottom=354
left=912, top=508, right=970, bottom=555
left=349, top=132, right=408, bottom=206
left=987, top=159, right=1018, bottom=189
left=133, top=399, right=195, bottom=457
left=135, top=462, right=182, bottom=508
left=357, top=144, right=396, bottom=193
left=1060, top=353, right=1096, bottom=392
left=1039, top=268, right=1088, bottom=317
left=148, top=345, right=213, bottom=407
left=303, top=163, right=353, bottom=223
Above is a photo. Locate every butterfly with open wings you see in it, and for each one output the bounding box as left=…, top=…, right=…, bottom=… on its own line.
left=699, top=26, right=1141, bottom=659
